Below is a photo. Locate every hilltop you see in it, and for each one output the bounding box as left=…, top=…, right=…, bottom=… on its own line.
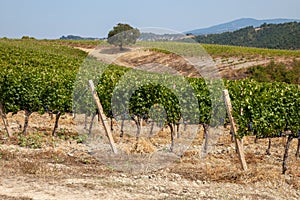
left=195, top=22, right=300, bottom=50
left=186, top=18, right=300, bottom=35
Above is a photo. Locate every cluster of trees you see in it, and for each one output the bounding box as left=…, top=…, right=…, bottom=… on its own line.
left=247, top=60, right=300, bottom=84
left=195, top=22, right=300, bottom=50
left=60, top=35, right=102, bottom=41
left=107, top=23, right=140, bottom=50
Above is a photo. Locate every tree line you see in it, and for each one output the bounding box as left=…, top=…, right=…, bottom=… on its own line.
left=195, top=22, right=300, bottom=50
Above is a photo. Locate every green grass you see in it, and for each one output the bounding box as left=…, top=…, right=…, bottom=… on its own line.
left=135, top=41, right=300, bottom=59
left=0, top=38, right=102, bottom=49
left=0, top=38, right=89, bottom=59
left=136, top=41, right=208, bottom=57
left=202, top=43, right=300, bottom=58
left=11, top=38, right=297, bottom=59
left=36, top=38, right=299, bottom=59
left=43, top=39, right=103, bottom=48
left=147, top=47, right=173, bottom=54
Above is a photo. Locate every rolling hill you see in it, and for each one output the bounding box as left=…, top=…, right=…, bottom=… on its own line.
left=186, top=18, right=300, bottom=35
left=195, top=22, right=300, bottom=50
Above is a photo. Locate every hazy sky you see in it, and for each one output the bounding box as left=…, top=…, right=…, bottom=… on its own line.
left=1, top=0, right=299, bottom=39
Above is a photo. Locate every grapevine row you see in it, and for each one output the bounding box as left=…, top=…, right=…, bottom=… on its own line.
left=1, top=39, right=299, bottom=142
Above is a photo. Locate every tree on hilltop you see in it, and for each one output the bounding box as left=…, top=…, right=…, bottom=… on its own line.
left=107, top=23, right=140, bottom=50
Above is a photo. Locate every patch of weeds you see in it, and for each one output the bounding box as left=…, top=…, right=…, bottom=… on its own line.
left=76, top=134, right=88, bottom=144
left=17, top=132, right=45, bottom=149
left=56, top=130, right=88, bottom=143
left=148, top=48, right=172, bottom=55
left=56, top=129, right=68, bottom=140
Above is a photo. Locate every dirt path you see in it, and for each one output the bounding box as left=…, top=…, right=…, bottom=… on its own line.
left=1, top=173, right=299, bottom=200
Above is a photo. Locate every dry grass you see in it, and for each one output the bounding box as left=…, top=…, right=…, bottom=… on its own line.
left=0, top=195, right=33, bottom=200
left=169, top=135, right=300, bottom=190
left=1, top=112, right=299, bottom=193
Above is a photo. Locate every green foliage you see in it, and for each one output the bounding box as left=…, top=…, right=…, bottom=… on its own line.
left=0, top=39, right=87, bottom=115
left=0, top=39, right=299, bottom=141
left=95, top=66, right=200, bottom=124
left=46, top=39, right=102, bottom=48
left=247, top=60, right=300, bottom=84
left=18, top=132, right=45, bottom=149
left=196, top=22, right=300, bottom=50
left=137, top=41, right=300, bottom=60
left=21, top=36, right=36, bottom=40
left=107, top=23, right=140, bottom=49
left=147, top=48, right=173, bottom=54
left=225, top=79, right=300, bottom=138
left=76, top=134, right=88, bottom=144
left=60, top=35, right=100, bottom=41
left=202, top=44, right=300, bottom=58
left=137, top=41, right=208, bottom=57
left=92, top=64, right=300, bottom=138
left=56, top=130, right=88, bottom=143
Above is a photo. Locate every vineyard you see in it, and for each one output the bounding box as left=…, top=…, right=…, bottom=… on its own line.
left=0, top=39, right=88, bottom=134
left=0, top=38, right=300, bottom=199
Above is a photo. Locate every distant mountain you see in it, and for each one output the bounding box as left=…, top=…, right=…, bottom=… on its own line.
left=195, top=22, right=300, bottom=50
left=60, top=35, right=104, bottom=40
left=186, top=18, right=300, bottom=35
left=138, top=32, right=185, bottom=41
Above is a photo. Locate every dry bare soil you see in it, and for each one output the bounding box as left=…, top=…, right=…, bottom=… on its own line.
left=0, top=112, right=300, bottom=200
left=77, top=46, right=298, bottom=80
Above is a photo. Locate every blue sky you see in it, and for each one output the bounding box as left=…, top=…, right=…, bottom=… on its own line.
left=1, top=0, right=299, bottom=39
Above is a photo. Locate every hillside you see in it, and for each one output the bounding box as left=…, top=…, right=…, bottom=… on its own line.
left=195, top=22, right=300, bottom=50
left=70, top=41, right=300, bottom=80
left=0, top=39, right=300, bottom=199
left=186, top=18, right=300, bottom=35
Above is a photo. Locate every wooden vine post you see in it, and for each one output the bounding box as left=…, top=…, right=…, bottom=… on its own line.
left=89, top=80, right=118, bottom=154
left=223, top=90, right=248, bottom=171
left=0, top=103, right=12, bottom=137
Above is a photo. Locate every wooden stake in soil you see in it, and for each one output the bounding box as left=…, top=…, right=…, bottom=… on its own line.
left=266, top=138, right=272, bottom=155
left=88, top=80, right=118, bottom=154
left=52, top=111, right=61, bottom=136
left=296, top=138, right=300, bottom=159
left=223, top=90, right=248, bottom=171
left=202, top=123, right=209, bottom=154
left=0, top=103, right=12, bottom=137
left=88, top=112, right=97, bottom=135
left=23, top=110, right=32, bottom=135
left=282, top=135, right=293, bottom=174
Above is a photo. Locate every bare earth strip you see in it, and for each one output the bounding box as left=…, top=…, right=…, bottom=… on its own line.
left=1, top=174, right=299, bottom=200
left=76, top=46, right=297, bottom=79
